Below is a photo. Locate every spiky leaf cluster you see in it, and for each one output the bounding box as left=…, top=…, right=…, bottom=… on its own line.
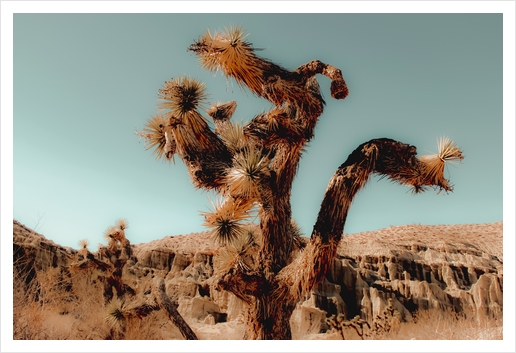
left=207, top=101, right=238, bottom=123
left=103, top=219, right=130, bottom=250
left=159, top=76, right=208, bottom=119
left=218, top=121, right=249, bottom=153
left=201, top=197, right=255, bottom=246
left=158, top=77, right=209, bottom=142
left=225, top=146, right=270, bottom=199
left=156, top=76, right=231, bottom=162
left=214, top=229, right=257, bottom=274
left=116, top=218, right=129, bottom=231
left=418, top=136, right=463, bottom=188
left=365, top=137, right=463, bottom=194
left=188, top=25, right=273, bottom=96
left=105, top=296, right=125, bottom=328
left=138, top=114, right=171, bottom=161
left=78, top=238, right=90, bottom=249
left=76, top=238, right=90, bottom=258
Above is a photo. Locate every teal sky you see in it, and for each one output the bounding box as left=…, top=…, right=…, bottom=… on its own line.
left=9, top=12, right=507, bottom=251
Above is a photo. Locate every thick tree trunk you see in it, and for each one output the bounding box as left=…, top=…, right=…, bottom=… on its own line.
left=244, top=294, right=296, bottom=340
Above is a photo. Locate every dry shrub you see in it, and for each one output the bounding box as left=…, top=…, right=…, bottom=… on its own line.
left=13, top=262, right=109, bottom=339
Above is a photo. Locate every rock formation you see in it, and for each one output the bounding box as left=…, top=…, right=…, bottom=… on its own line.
left=13, top=220, right=503, bottom=339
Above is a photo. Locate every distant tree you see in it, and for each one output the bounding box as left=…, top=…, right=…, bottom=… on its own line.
left=137, top=25, right=463, bottom=339
left=99, top=219, right=197, bottom=339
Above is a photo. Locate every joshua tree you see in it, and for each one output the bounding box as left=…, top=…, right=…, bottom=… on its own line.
left=99, top=220, right=198, bottom=339
left=137, top=25, right=463, bottom=339
left=98, top=218, right=134, bottom=302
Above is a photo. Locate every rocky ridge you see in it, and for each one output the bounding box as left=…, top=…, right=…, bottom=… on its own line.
left=13, top=220, right=503, bottom=339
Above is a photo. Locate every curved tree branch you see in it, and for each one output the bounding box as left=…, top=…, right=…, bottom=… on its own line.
left=277, top=138, right=463, bottom=301
left=156, top=279, right=198, bottom=340
left=207, top=100, right=238, bottom=136
left=294, top=59, right=349, bottom=100
left=216, top=268, right=266, bottom=305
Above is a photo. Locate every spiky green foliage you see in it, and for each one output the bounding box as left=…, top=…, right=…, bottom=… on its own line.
left=158, top=76, right=208, bottom=133
left=225, top=147, right=270, bottom=199
left=201, top=197, right=254, bottom=245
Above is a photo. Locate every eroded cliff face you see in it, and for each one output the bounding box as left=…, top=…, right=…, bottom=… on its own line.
left=299, top=223, right=503, bottom=336
left=13, top=220, right=502, bottom=339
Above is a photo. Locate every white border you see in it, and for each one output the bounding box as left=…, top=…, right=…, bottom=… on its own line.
left=2, top=1, right=514, bottom=352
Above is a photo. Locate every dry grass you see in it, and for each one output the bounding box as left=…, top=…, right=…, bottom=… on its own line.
left=371, top=309, right=502, bottom=340
left=13, top=263, right=183, bottom=340
left=13, top=265, right=109, bottom=339
left=13, top=219, right=184, bottom=340
left=320, top=308, right=502, bottom=341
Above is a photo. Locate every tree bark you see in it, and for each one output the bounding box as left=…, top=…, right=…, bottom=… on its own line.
left=244, top=293, right=296, bottom=340
left=277, top=138, right=452, bottom=303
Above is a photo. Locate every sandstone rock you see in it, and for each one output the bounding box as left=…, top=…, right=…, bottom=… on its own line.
left=290, top=298, right=328, bottom=338
left=14, top=220, right=74, bottom=273
left=13, top=220, right=503, bottom=339
left=180, top=296, right=222, bottom=321
left=203, top=314, right=216, bottom=325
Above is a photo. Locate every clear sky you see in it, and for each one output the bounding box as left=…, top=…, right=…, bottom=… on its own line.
left=7, top=9, right=510, bottom=252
